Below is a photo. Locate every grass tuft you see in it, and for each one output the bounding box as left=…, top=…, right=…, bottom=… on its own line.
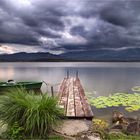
left=0, top=88, right=63, bottom=138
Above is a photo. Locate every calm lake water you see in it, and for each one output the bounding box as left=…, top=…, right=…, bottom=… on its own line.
left=0, top=62, right=140, bottom=119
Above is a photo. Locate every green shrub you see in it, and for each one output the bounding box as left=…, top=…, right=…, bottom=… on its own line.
left=0, top=88, right=63, bottom=138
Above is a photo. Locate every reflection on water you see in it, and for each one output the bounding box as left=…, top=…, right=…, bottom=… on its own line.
left=1, top=62, right=140, bottom=119
left=0, top=66, right=14, bottom=79
left=1, top=62, right=140, bottom=95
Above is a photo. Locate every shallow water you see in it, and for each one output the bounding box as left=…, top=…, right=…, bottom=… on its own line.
left=0, top=62, right=140, bottom=119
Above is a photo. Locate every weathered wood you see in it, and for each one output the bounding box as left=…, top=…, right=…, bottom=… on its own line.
left=66, top=78, right=75, bottom=117
left=51, top=86, right=54, bottom=97
left=58, top=77, right=93, bottom=119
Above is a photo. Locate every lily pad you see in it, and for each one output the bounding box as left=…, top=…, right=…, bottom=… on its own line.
left=132, top=86, right=140, bottom=92
left=89, top=92, right=140, bottom=112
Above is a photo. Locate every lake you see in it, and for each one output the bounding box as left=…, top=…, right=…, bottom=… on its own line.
left=0, top=62, right=140, bottom=119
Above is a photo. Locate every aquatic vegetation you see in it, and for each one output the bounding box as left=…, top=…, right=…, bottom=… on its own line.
left=89, top=93, right=140, bottom=112
left=132, top=86, right=140, bottom=92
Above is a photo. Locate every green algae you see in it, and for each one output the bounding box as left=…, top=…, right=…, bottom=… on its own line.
left=89, top=93, right=140, bottom=112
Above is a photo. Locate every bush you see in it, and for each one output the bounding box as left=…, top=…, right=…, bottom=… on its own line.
left=0, top=88, right=63, bottom=138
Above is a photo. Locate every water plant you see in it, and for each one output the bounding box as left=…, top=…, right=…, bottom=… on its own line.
left=89, top=93, right=140, bottom=112
left=132, top=86, right=140, bottom=92
left=0, top=88, right=64, bottom=138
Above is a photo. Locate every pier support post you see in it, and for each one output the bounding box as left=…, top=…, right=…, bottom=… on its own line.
left=76, top=70, right=78, bottom=79
left=51, top=86, right=54, bottom=97
left=67, top=70, right=69, bottom=79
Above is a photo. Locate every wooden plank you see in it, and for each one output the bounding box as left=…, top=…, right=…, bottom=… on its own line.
left=73, top=79, right=85, bottom=117
left=76, top=78, right=93, bottom=117
left=66, top=78, right=75, bottom=117
left=58, top=76, right=93, bottom=118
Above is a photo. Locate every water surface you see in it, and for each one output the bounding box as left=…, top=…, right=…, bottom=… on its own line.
left=1, top=62, right=140, bottom=119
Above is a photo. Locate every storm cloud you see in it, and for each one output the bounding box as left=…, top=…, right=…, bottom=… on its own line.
left=0, top=0, right=140, bottom=54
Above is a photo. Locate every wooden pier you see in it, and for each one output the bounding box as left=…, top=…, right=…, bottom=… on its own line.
left=58, top=76, right=93, bottom=119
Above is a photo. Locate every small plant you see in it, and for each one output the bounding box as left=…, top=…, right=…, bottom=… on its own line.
left=92, top=118, right=109, bottom=139
left=7, top=122, right=24, bottom=140
left=0, top=88, right=64, bottom=138
left=92, top=118, right=109, bottom=130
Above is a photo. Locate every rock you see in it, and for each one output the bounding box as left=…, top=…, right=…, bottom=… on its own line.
left=126, top=121, right=140, bottom=135
left=111, top=124, right=123, bottom=130
left=109, top=124, right=124, bottom=135
left=54, top=119, right=91, bottom=136
left=127, top=117, right=138, bottom=122
left=54, top=119, right=101, bottom=140
left=111, top=112, right=140, bottom=135
left=87, top=135, right=101, bottom=140
left=112, top=111, right=124, bottom=124
left=76, top=133, right=101, bottom=140
left=109, top=129, right=123, bottom=134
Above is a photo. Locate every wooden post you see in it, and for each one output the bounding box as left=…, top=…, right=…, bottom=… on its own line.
left=76, top=70, right=78, bottom=79
left=67, top=70, right=69, bottom=79
left=51, top=86, right=54, bottom=97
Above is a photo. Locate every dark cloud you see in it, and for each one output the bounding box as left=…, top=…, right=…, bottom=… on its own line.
left=0, top=0, right=140, bottom=53
left=99, top=1, right=135, bottom=27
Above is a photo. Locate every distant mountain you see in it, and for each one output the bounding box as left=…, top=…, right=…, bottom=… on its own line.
left=0, top=52, right=63, bottom=62
left=60, top=48, right=140, bottom=61
left=1, top=48, right=140, bottom=62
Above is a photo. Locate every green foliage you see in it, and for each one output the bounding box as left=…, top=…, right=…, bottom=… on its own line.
left=7, top=122, right=24, bottom=140
left=92, top=118, right=109, bottom=130
left=132, top=86, right=140, bottom=92
left=48, top=134, right=64, bottom=140
left=104, top=133, right=140, bottom=140
left=92, top=118, right=109, bottom=139
left=0, top=88, right=64, bottom=138
left=89, top=93, right=140, bottom=112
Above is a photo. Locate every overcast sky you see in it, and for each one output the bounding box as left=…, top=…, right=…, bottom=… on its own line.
left=0, top=0, right=140, bottom=54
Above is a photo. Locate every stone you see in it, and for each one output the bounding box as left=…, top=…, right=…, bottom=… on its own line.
left=111, top=124, right=123, bottom=130
left=54, top=119, right=101, bottom=140
left=126, top=121, right=140, bottom=135
left=54, top=119, right=91, bottom=136
left=76, top=134, right=101, bottom=140
left=87, top=135, right=101, bottom=140
left=112, top=111, right=124, bottom=124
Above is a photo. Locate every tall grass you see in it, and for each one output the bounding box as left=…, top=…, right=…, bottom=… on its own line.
left=0, top=88, right=63, bottom=138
